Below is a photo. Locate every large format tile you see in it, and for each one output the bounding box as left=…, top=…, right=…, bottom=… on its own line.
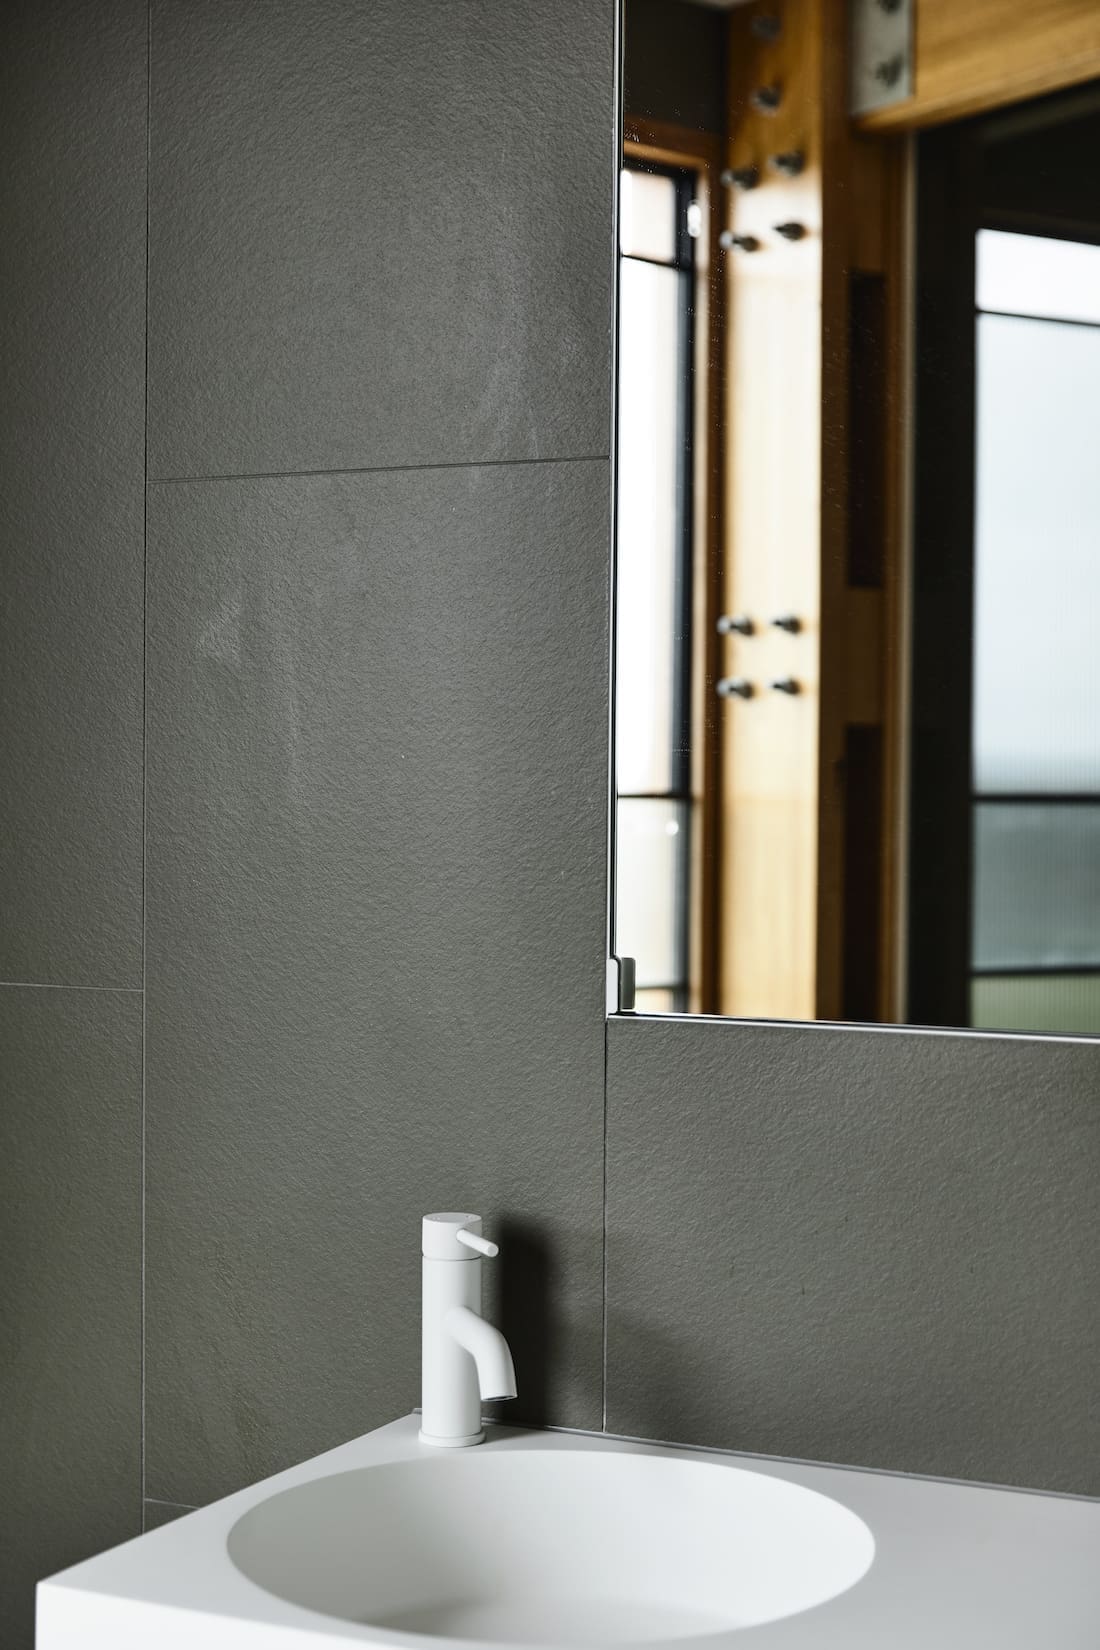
left=0, top=986, right=142, bottom=1647
left=606, top=1015, right=1100, bottom=1495
left=145, top=461, right=610, bottom=1504
left=0, top=0, right=145, bottom=987
left=143, top=1500, right=196, bottom=1532
left=147, top=0, right=615, bottom=481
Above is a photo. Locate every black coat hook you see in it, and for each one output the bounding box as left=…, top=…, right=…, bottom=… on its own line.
left=717, top=677, right=755, bottom=699
left=721, top=166, right=760, bottom=191
left=751, top=83, right=782, bottom=114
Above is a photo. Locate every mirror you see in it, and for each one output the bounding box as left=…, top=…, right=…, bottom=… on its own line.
left=612, top=0, right=1100, bottom=1036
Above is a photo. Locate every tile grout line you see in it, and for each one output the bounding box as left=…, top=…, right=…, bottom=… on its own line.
left=146, top=452, right=612, bottom=487
left=600, top=0, right=622, bottom=1442
left=601, top=1016, right=609, bottom=1433
left=0, top=981, right=143, bottom=993
left=140, top=0, right=152, bottom=1520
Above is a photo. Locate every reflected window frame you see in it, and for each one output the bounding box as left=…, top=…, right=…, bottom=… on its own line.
left=614, top=155, right=701, bottom=1011
left=910, top=97, right=1100, bottom=1039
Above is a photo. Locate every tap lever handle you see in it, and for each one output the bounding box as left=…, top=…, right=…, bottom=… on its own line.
left=422, top=1211, right=498, bottom=1259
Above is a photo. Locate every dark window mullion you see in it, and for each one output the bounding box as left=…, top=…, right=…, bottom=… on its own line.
left=976, top=305, right=1100, bottom=331
left=972, top=792, right=1100, bottom=805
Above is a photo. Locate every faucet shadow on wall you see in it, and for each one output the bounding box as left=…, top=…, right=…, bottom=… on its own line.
left=485, top=1217, right=555, bottom=1427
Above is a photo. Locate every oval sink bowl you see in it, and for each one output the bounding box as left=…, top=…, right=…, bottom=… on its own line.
left=228, top=1447, right=874, bottom=1645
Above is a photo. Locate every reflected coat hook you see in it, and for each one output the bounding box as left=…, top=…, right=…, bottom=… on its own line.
left=717, top=614, right=755, bottom=636
left=751, top=83, right=782, bottom=114
left=721, top=165, right=760, bottom=191
left=720, top=231, right=760, bottom=253
left=717, top=677, right=755, bottom=699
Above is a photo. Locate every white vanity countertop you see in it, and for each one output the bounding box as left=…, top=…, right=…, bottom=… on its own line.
left=38, top=1414, right=1100, bottom=1649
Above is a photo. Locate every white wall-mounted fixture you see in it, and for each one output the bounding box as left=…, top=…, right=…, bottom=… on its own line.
left=37, top=1415, right=1100, bottom=1647
left=419, top=1212, right=517, bottom=1447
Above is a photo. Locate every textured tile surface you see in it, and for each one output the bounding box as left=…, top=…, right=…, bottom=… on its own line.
left=147, top=0, right=615, bottom=480
left=0, top=986, right=142, bottom=1647
left=143, top=1500, right=197, bottom=1532
left=0, top=0, right=146, bottom=987
left=145, top=461, right=609, bottom=1504
left=606, top=1015, right=1100, bottom=1495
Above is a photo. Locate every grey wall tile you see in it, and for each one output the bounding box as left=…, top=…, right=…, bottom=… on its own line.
left=143, top=1500, right=197, bottom=1532
left=147, top=0, right=615, bottom=481
left=0, top=0, right=146, bottom=988
left=145, top=460, right=610, bottom=1505
left=0, top=987, right=142, bottom=1647
left=606, top=1015, right=1100, bottom=1495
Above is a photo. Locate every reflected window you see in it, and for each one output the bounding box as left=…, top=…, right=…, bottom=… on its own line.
left=615, top=163, right=698, bottom=1008
left=976, top=228, right=1100, bottom=326
left=970, top=230, right=1100, bottom=1033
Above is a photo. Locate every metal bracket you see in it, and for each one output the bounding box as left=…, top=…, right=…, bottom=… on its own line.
left=849, top=0, right=913, bottom=117
left=606, top=955, right=637, bottom=1014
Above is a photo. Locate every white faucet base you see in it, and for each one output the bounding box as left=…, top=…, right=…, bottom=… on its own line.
left=418, top=1426, right=485, bottom=1448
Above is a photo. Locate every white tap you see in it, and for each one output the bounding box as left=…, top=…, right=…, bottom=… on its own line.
left=419, top=1212, right=517, bottom=1447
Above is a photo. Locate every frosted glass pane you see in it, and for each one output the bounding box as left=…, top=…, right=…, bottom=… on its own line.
left=977, top=229, right=1100, bottom=324
left=972, top=803, right=1100, bottom=970
left=971, top=974, right=1100, bottom=1037
left=620, top=168, right=677, bottom=263
left=615, top=798, right=688, bottom=988
left=616, top=258, right=685, bottom=795
left=973, top=314, right=1100, bottom=792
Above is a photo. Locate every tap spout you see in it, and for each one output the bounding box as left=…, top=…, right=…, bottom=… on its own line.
left=445, top=1306, right=517, bottom=1402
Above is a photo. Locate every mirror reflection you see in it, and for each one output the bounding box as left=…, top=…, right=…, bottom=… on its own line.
left=613, top=0, right=1100, bottom=1035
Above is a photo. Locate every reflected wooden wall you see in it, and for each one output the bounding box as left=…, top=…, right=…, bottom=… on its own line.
left=718, top=0, right=824, bottom=1021
left=716, top=0, right=903, bottom=1022
left=859, top=0, right=1100, bottom=133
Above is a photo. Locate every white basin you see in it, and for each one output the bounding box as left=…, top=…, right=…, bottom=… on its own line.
left=226, top=1448, right=874, bottom=1644
left=37, top=1415, right=1100, bottom=1649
